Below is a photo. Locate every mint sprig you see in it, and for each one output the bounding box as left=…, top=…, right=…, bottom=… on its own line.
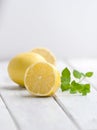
left=61, top=68, right=93, bottom=96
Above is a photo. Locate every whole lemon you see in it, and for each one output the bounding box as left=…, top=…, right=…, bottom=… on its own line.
left=8, top=52, right=46, bottom=87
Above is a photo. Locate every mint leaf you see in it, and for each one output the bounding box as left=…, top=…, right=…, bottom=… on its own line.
left=70, top=88, right=77, bottom=94
left=70, top=81, right=90, bottom=95
left=61, top=67, right=93, bottom=96
left=61, top=77, right=70, bottom=83
left=62, top=68, right=70, bottom=78
left=61, top=82, right=70, bottom=91
left=73, top=70, right=82, bottom=79
left=85, top=72, right=93, bottom=77
left=81, top=84, right=90, bottom=96
left=70, top=80, right=81, bottom=94
left=61, top=67, right=71, bottom=83
left=70, top=82, right=77, bottom=94
left=61, top=68, right=71, bottom=91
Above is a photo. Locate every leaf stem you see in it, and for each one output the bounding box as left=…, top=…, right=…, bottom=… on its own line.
left=78, top=77, right=86, bottom=83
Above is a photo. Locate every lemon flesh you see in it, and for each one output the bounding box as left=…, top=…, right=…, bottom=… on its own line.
left=8, top=52, right=46, bottom=86
left=24, top=62, right=60, bottom=96
left=32, top=48, right=56, bottom=65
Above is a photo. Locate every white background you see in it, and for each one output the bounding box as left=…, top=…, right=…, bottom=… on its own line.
left=0, top=0, right=97, bottom=60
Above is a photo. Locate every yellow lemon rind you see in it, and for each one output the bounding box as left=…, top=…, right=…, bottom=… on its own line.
left=31, top=47, right=56, bottom=66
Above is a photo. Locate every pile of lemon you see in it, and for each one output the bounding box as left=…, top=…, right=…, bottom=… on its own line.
left=8, top=48, right=61, bottom=96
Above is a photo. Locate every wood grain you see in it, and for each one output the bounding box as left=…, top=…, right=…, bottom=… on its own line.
left=0, top=61, right=77, bottom=130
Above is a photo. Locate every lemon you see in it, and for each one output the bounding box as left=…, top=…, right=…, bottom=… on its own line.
left=24, top=62, right=61, bottom=96
left=8, top=52, right=46, bottom=86
left=31, top=48, right=56, bottom=65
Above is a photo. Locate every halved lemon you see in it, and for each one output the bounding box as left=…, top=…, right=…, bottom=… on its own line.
left=24, top=62, right=60, bottom=96
left=8, top=52, right=46, bottom=86
left=31, top=48, right=56, bottom=65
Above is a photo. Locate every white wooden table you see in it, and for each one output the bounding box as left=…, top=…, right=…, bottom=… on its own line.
left=0, top=59, right=97, bottom=130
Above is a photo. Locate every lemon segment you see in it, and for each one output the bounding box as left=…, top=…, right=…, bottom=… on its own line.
left=24, top=62, right=60, bottom=96
left=31, top=48, right=56, bottom=65
left=8, top=52, right=46, bottom=87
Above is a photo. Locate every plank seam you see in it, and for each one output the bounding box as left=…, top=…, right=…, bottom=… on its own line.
left=53, top=95, right=82, bottom=130
left=0, top=93, right=20, bottom=130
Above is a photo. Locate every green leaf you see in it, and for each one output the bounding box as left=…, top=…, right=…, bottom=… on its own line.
left=70, top=86, right=77, bottom=94
left=85, top=72, right=93, bottom=77
left=70, top=81, right=90, bottom=95
left=70, top=80, right=81, bottom=94
left=62, top=68, right=70, bottom=78
left=81, top=73, right=85, bottom=76
left=61, top=76, right=70, bottom=83
left=70, top=81, right=77, bottom=94
left=61, top=68, right=71, bottom=84
left=73, top=70, right=82, bottom=79
left=81, top=84, right=90, bottom=96
left=60, top=67, right=92, bottom=96
left=61, top=82, right=70, bottom=91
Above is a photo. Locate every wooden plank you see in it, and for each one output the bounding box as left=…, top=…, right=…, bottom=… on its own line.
left=0, top=63, right=17, bottom=130
left=0, top=96, right=17, bottom=130
left=0, top=61, right=77, bottom=130
left=56, top=60, right=97, bottom=130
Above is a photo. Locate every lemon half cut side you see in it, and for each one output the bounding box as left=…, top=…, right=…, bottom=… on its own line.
left=24, top=62, right=60, bottom=96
